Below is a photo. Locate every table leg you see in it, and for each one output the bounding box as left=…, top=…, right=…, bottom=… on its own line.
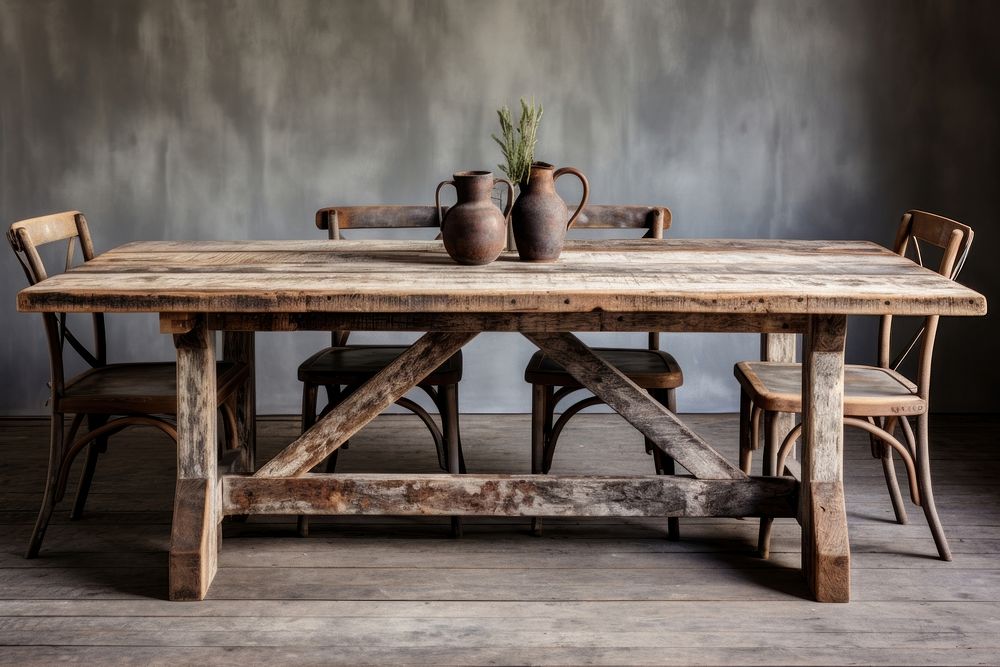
left=800, top=314, right=850, bottom=602
left=170, top=316, right=220, bottom=601
left=223, top=331, right=256, bottom=473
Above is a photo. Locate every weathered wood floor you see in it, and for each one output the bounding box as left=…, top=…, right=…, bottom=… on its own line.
left=1, top=413, right=998, bottom=665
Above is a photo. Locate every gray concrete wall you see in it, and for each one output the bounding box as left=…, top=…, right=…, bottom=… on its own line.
left=1, top=0, right=997, bottom=415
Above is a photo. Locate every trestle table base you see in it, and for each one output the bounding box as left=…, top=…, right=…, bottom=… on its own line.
left=169, top=312, right=849, bottom=603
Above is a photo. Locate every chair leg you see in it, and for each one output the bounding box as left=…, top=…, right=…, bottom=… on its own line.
left=756, top=410, right=780, bottom=559
left=70, top=415, right=109, bottom=520
left=297, top=383, right=320, bottom=538
left=915, top=413, right=951, bottom=561
left=441, top=383, right=464, bottom=538
left=651, top=389, right=680, bottom=541
left=739, top=390, right=753, bottom=474
left=530, top=384, right=547, bottom=536
left=876, top=417, right=909, bottom=525
left=651, top=448, right=681, bottom=541
left=26, top=413, right=66, bottom=558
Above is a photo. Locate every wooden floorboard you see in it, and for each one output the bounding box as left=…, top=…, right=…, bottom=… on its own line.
left=1, top=413, right=998, bottom=665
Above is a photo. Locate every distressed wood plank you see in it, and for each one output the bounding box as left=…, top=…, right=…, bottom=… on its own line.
left=801, top=314, right=851, bottom=602
left=222, top=474, right=798, bottom=518
left=524, top=331, right=745, bottom=480
left=255, top=331, right=477, bottom=478
left=169, top=318, right=219, bottom=601
left=17, top=239, right=987, bottom=316
left=168, top=478, right=217, bottom=602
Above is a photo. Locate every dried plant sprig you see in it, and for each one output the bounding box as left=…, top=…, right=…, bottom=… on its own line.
left=491, top=97, right=543, bottom=186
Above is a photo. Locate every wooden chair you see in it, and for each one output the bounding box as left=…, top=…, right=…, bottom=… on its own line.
left=8, top=211, right=250, bottom=558
left=735, top=210, right=974, bottom=560
left=296, top=206, right=466, bottom=537
left=524, top=205, right=682, bottom=538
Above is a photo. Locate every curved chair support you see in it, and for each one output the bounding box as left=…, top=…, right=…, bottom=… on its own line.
left=543, top=396, right=604, bottom=473
left=55, top=416, right=178, bottom=500
left=550, top=386, right=585, bottom=411
left=397, top=396, right=448, bottom=470
left=418, top=383, right=441, bottom=406
left=775, top=418, right=919, bottom=505
left=844, top=417, right=920, bottom=506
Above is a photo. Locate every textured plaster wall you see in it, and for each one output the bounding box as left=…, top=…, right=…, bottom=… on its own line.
left=1, top=0, right=997, bottom=415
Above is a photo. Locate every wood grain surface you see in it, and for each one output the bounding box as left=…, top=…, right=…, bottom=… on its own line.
left=16, top=239, right=987, bottom=316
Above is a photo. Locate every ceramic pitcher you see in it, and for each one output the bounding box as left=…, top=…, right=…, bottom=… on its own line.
left=435, top=171, right=514, bottom=265
left=510, top=162, right=590, bottom=262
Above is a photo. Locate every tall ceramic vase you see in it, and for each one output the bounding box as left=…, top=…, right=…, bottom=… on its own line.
left=435, top=171, right=514, bottom=265
left=510, top=161, right=589, bottom=262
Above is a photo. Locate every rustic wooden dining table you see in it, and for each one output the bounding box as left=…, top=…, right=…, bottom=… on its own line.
left=16, top=238, right=986, bottom=603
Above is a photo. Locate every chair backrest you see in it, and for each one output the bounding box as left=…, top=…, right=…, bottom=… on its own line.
left=879, top=210, right=974, bottom=400
left=316, top=206, right=446, bottom=239
left=570, top=205, right=671, bottom=239
left=7, top=211, right=107, bottom=398
left=316, top=204, right=671, bottom=239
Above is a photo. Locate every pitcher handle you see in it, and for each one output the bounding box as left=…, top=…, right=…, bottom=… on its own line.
left=493, top=177, right=515, bottom=219
left=434, top=179, right=455, bottom=229
left=553, top=167, right=590, bottom=229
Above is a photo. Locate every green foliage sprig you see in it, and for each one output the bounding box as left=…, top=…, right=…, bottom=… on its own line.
left=492, top=98, right=543, bottom=186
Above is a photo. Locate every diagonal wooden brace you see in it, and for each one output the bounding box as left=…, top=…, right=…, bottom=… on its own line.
left=523, top=331, right=745, bottom=480
left=255, top=331, right=478, bottom=478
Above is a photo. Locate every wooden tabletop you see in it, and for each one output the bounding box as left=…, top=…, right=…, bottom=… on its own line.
left=16, top=239, right=986, bottom=316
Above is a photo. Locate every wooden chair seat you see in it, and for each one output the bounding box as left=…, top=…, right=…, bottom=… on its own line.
left=734, top=361, right=923, bottom=417
left=525, top=348, right=683, bottom=389
left=59, top=362, right=248, bottom=414
left=298, top=346, right=462, bottom=386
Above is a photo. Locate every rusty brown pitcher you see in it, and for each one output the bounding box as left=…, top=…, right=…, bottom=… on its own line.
left=435, top=171, right=514, bottom=265
left=510, top=162, right=590, bottom=262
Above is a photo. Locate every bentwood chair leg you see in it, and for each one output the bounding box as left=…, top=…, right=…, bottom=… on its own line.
left=297, top=383, right=320, bottom=538
left=26, top=413, right=66, bottom=558
left=915, top=414, right=952, bottom=561
left=868, top=417, right=908, bottom=524
left=739, top=391, right=753, bottom=474
left=880, top=446, right=909, bottom=525
left=756, top=410, right=780, bottom=559
left=651, top=448, right=681, bottom=541
left=651, top=389, right=680, bottom=541
left=530, top=384, right=546, bottom=476
left=441, top=383, right=464, bottom=538
left=878, top=432, right=909, bottom=528
left=530, top=384, right=547, bottom=536
left=70, top=414, right=109, bottom=520
left=453, top=392, right=467, bottom=476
